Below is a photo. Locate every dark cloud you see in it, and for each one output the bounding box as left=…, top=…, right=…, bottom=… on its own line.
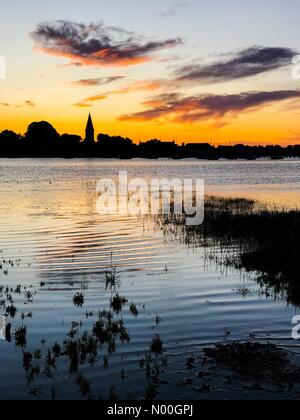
left=119, top=90, right=300, bottom=123
left=0, top=103, right=10, bottom=107
left=70, top=76, right=124, bottom=87
left=176, top=47, right=297, bottom=84
left=31, top=21, right=182, bottom=67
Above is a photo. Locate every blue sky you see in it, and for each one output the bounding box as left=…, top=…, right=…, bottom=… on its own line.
left=2, top=0, right=300, bottom=50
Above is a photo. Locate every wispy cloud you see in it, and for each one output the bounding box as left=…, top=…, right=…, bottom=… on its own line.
left=119, top=90, right=300, bottom=124
left=69, top=76, right=124, bottom=87
left=76, top=79, right=164, bottom=106
left=84, top=94, right=107, bottom=102
left=176, top=47, right=297, bottom=84
left=161, top=2, right=188, bottom=17
left=25, top=100, right=36, bottom=107
left=1, top=101, right=36, bottom=108
left=73, top=102, right=92, bottom=108
left=111, top=79, right=165, bottom=94
left=31, top=20, right=183, bottom=67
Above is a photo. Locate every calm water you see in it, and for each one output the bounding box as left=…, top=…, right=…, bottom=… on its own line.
left=0, top=158, right=300, bottom=400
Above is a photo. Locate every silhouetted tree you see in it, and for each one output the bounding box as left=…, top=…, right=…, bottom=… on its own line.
left=184, top=143, right=214, bottom=159
left=0, top=118, right=299, bottom=159
left=139, top=139, right=178, bottom=159
left=61, top=134, right=82, bottom=157
left=97, top=133, right=136, bottom=158
left=25, top=121, right=60, bottom=156
left=0, top=130, right=22, bottom=157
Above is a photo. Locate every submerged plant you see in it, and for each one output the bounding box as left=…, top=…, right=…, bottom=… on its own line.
left=15, top=326, right=27, bottom=348
left=110, top=294, right=128, bottom=314
left=6, top=305, right=17, bottom=318
left=105, top=266, right=120, bottom=291
left=73, top=292, right=85, bottom=308
left=150, top=335, right=165, bottom=355
left=75, top=374, right=92, bottom=398
left=129, top=303, right=139, bottom=317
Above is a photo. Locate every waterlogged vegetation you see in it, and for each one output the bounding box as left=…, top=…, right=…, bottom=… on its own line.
left=1, top=196, right=300, bottom=399
left=0, top=263, right=168, bottom=400
left=159, top=196, right=300, bottom=306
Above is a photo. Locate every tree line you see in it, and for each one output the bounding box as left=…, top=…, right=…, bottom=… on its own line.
left=1, top=121, right=300, bottom=160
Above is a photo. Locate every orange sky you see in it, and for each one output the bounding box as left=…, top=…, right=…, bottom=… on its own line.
left=1, top=98, right=299, bottom=146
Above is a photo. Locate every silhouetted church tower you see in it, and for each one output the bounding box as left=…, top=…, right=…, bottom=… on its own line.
left=84, top=113, right=95, bottom=144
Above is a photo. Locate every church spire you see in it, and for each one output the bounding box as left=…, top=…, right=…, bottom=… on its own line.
left=84, top=113, right=95, bottom=144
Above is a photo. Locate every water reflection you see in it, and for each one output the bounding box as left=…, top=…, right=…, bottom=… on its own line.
left=1, top=264, right=167, bottom=400
left=1, top=160, right=300, bottom=399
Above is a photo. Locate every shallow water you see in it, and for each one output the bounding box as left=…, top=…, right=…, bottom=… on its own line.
left=0, top=158, right=299, bottom=400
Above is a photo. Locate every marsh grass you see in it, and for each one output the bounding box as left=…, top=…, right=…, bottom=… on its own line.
left=159, top=196, right=300, bottom=306
left=105, top=253, right=120, bottom=291
left=105, top=265, right=120, bottom=291
left=204, top=341, right=287, bottom=373
left=201, top=341, right=300, bottom=391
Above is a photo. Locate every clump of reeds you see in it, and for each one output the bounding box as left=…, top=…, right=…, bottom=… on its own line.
left=150, top=334, right=165, bottom=354
left=159, top=195, right=300, bottom=306
left=15, top=326, right=27, bottom=348
left=110, top=294, right=128, bottom=314
left=73, top=292, right=85, bottom=308
left=130, top=303, right=139, bottom=317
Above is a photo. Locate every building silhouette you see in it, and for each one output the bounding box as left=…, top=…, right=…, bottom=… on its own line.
left=1, top=115, right=300, bottom=158
left=84, top=113, right=95, bottom=144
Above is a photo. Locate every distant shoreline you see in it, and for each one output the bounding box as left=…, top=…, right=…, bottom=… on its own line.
left=2, top=120, right=300, bottom=160
left=0, top=156, right=300, bottom=161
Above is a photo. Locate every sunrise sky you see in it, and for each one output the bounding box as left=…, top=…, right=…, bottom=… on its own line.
left=1, top=0, right=300, bottom=145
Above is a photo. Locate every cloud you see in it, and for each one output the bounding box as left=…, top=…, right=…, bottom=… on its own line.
left=112, top=79, right=165, bottom=94
left=69, top=76, right=124, bottom=87
left=176, top=46, right=297, bottom=84
left=31, top=20, right=182, bottom=67
left=75, top=79, right=163, bottom=106
left=161, top=2, right=188, bottom=17
left=84, top=94, right=107, bottom=102
left=119, top=90, right=300, bottom=124
left=25, top=100, right=36, bottom=107
left=1, top=101, right=36, bottom=108
left=73, top=102, right=92, bottom=108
